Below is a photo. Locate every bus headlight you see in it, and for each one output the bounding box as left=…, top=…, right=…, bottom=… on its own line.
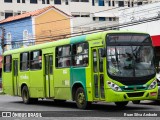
left=107, top=81, right=122, bottom=91
left=148, top=80, right=157, bottom=90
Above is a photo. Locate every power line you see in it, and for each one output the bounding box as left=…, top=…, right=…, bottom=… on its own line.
left=2, top=15, right=160, bottom=46
left=4, top=7, right=160, bottom=40
left=2, top=4, right=160, bottom=38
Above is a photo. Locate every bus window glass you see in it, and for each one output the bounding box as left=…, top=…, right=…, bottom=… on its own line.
left=56, top=45, right=71, bottom=68
left=30, top=50, right=42, bottom=70
left=49, top=56, right=53, bottom=74
left=4, top=55, right=12, bottom=72
left=20, top=52, right=29, bottom=71
left=107, top=45, right=155, bottom=77
left=72, top=42, right=89, bottom=66
left=93, top=50, right=97, bottom=72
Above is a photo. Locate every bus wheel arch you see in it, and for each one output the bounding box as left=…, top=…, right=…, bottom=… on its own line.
left=21, top=84, right=38, bottom=104
left=72, top=83, right=84, bottom=101
left=21, top=85, right=31, bottom=104
left=72, top=83, right=90, bottom=109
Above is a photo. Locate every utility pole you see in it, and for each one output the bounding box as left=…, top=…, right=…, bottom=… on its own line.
left=0, top=26, right=5, bottom=53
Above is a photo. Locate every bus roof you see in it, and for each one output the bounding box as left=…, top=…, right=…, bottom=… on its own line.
left=3, top=30, right=148, bottom=55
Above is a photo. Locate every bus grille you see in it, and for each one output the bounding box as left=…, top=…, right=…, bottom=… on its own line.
left=127, top=92, right=144, bottom=97
left=123, top=87, right=146, bottom=91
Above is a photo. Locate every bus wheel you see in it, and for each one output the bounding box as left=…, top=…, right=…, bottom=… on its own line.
left=115, top=101, right=128, bottom=107
left=132, top=100, right=140, bottom=104
left=75, top=87, right=89, bottom=109
left=22, top=86, right=31, bottom=104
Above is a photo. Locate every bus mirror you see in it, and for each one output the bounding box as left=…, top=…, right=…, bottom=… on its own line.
left=99, top=48, right=106, bottom=57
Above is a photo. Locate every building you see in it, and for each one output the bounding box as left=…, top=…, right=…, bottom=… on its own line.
left=119, top=2, right=160, bottom=68
left=119, top=2, right=160, bottom=45
left=0, top=0, right=155, bottom=33
left=0, top=6, right=71, bottom=51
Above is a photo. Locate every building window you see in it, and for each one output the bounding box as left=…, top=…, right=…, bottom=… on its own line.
left=56, top=45, right=71, bottom=68
left=17, top=0, right=20, bottom=3
left=113, top=17, right=116, bottom=21
left=112, top=1, right=115, bottom=6
left=93, top=17, right=96, bottom=21
left=5, top=12, right=13, bottom=18
left=108, top=1, right=111, bottom=6
left=99, top=17, right=106, bottom=21
left=137, top=2, right=142, bottom=5
left=23, top=30, right=28, bottom=40
left=30, top=50, right=42, bottom=70
left=22, top=0, right=25, bottom=3
left=65, top=0, right=68, bottom=5
left=20, top=52, right=29, bottom=71
left=54, top=0, right=61, bottom=4
left=72, top=12, right=80, bottom=17
left=71, top=0, right=79, bottom=2
left=92, top=0, right=95, bottom=6
left=118, top=1, right=124, bottom=7
left=72, top=43, right=89, bottom=66
left=6, top=32, right=12, bottom=49
left=81, top=13, right=90, bottom=17
left=30, top=0, right=37, bottom=4
left=98, top=0, right=104, bottom=6
left=109, top=17, right=112, bottom=21
left=132, top=2, right=134, bottom=7
left=4, top=55, right=12, bottom=72
left=81, top=0, right=89, bottom=2
left=47, top=0, right=50, bottom=4
left=42, top=0, right=45, bottom=4
left=4, top=0, right=12, bottom=3
left=128, top=2, right=130, bottom=7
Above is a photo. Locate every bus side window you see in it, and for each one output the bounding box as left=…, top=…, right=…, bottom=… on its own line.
left=30, top=50, right=42, bottom=70
left=4, top=55, right=12, bottom=72
left=56, top=45, right=71, bottom=68
left=20, top=52, right=29, bottom=71
left=72, top=42, right=89, bottom=67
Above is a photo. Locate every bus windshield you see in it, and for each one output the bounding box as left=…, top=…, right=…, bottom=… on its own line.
left=107, top=34, right=155, bottom=78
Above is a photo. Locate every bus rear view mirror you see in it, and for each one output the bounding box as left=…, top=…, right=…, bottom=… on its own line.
left=99, top=48, right=106, bottom=57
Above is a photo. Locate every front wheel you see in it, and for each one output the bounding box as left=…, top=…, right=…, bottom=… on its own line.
left=75, top=87, right=91, bottom=109
left=115, top=101, right=128, bottom=107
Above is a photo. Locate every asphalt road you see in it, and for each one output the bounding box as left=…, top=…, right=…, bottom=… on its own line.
left=0, top=95, right=160, bottom=120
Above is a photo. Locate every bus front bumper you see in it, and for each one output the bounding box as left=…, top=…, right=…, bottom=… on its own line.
left=105, top=88, right=158, bottom=102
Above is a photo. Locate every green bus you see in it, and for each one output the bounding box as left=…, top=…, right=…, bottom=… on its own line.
left=2, top=31, right=158, bottom=109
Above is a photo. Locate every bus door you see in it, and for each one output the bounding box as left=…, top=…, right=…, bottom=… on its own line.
left=44, top=54, right=54, bottom=98
left=92, top=48, right=105, bottom=100
left=13, top=59, right=18, bottom=96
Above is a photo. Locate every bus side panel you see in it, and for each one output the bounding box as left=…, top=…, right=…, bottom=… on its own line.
left=70, top=67, right=88, bottom=100
left=54, top=68, right=71, bottom=100
left=29, top=70, right=44, bottom=98
left=2, top=73, right=13, bottom=95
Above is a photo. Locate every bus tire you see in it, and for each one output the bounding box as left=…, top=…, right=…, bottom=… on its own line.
left=75, top=87, right=90, bottom=109
left=22, top=86, right=32, bottom=104
left=115, top=101, right=128, bottom=107
left=132, top=100, right=140, bottom=104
